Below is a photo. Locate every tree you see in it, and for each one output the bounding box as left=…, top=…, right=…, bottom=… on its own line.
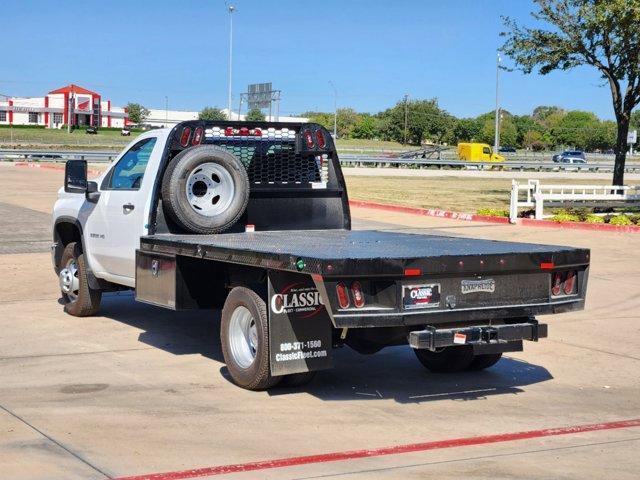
left=552, top=110, right=599, bottom=149
left=502, top=0, right=640, bottom=185
left=523, top=130, right=548, bottom=151
left=351, top=115, right=378, bottom=139
left=336, top=108, right=360, bottom=138
left=245, top=108, right=266, bottom=122
left=300, top=111, right=334, bottom=131
left=452, top=118, right=481, bottom=143
left=379, top=98, right=453, bottom=145
left=199, top=106, right=227, bottom=121
left=126, top=102, right=149, bottom=125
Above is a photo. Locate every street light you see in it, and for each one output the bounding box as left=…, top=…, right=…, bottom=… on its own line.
left=328, top=80, right=337, bottom=138
left=494, top=53, right=501, bottom=153
left=165, top=96, right=168, bottom=127
left=227, top=4, right=235, bottom=119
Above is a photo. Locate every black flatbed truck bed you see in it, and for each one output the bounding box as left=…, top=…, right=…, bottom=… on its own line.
left=138, top=229, right=589, bottom=327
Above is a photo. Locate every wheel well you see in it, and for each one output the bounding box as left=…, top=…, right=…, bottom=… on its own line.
left=53, top=221, right=82, bottom=270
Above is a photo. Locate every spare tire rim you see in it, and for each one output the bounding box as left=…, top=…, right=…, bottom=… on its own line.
left=228, top=305, right=258, bottom=369
left=185, top=162, right=235, bottom=217
left=59, top=258, right=79, bottom=302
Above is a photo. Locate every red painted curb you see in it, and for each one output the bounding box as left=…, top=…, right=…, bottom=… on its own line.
left=521, top=217, right=640, bottom=233
left=348, top=200, right=510, bottom=225
left=13, top=162, right=102, bottom=176
left=349, top=199, right=640, bottom=233
left=114, top=418, right=640, bottom=480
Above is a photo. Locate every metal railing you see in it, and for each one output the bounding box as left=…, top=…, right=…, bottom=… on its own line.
left=509, top=179, right=640, bottom=223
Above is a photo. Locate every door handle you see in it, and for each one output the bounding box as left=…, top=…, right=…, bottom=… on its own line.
left=122, top=203, right=135, bottom=214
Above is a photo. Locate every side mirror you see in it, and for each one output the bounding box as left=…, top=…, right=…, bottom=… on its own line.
left=86, top=181, right=100, bottom=203
left=64, top=160, right=88, bottom=193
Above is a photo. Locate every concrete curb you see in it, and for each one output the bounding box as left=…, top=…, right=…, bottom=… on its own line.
left=348, top=200, right=511, bottom=225
left=349, top=199, right=640, bottom=233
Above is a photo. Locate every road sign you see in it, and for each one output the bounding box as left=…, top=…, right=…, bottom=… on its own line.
left=248, top=83, right=272, bottom=110
left=628, top=130, right=637, bottom=144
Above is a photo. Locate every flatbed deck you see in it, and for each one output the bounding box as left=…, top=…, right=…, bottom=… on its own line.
left=140, top=229, right=590, bottom=276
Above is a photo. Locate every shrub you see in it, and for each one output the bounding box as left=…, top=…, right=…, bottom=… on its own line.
left=476, top=208, right=509, bottom=217
left=627, top=214, right=640, bottom=225
left=550, top=213, right=581, bottom=222
left=609, top=215, right=633, bottom=226
left=584, top=214, right=605, bottom=223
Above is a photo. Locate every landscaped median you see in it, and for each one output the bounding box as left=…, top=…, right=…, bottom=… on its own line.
left=349, top=200, right=640, bottom=233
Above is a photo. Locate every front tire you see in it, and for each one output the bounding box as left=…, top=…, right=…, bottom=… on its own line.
left=220, top=287, right=280, bottom=390
left=413, top=345, right=474, bottom=373
left=58, top=242, right=101, bottom=317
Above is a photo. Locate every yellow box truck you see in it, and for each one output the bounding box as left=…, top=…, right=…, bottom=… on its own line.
left=457, top=143, right=505, bottom=162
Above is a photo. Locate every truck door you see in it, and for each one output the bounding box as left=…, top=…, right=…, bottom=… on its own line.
left=84, top=136, right=159, bottom=283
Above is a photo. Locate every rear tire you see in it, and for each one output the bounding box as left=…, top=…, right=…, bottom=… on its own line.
left=162, top=145, right=249, bottom=234
left=413, top=345, right=474, bottom=373
left=467, top=353, right=502, bottom=371
left=59, top=242, right=101, bottom=317
left=220, top=287, right=280, bottom=390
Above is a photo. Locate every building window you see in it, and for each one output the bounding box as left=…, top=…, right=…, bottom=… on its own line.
left=0, top=111, right=6, bottom=122
left=53, top=113, right=63, bottom=124
left=29, top=112, right=39, bottom=123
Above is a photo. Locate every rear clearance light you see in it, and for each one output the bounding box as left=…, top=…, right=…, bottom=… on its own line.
left=303, top=129, right=314, bottom=148
left=350, top=281, right=365, bottom=308
left=191, top=127, right=203, bottom=145
left=315, top=129, right=326, bottom=149
left=180, top=127, right=191, bottom=147
left=540, top=262, right=555, bottom=270
left=336, top=282, right=350, bottom=309
left=551, top=270, right=578, bottom=297
left=404, top=268, right=422, bottom=277
left=224, top=126, right=263, bottom=137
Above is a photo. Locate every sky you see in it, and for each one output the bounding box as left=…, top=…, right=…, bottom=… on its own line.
left=1, top=0, right=616, bottom=119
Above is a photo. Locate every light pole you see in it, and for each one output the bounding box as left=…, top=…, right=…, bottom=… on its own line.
left=403, top=94, right=409, bottom=145
left=494, top=53, right=501, bottom=153
left=227, top=4, right=235, bottom=119
left=165, top=96, right=168, bottom=127
left=328, top=80, right=337, bottom=138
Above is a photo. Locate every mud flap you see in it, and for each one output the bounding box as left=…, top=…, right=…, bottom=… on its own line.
left=268, top=271, right=332, bottom=376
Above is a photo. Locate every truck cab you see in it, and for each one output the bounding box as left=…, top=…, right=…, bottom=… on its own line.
left=457, top=142, right=505, bottom=162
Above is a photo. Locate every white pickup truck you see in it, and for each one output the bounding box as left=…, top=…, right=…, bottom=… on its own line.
left=52, top=120, right=590, bottom=390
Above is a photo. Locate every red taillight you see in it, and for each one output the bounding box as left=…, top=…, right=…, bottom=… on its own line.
left=551, top=271, right=564, bottom=296
left=191, top=127, right=203, bottom=145
left=303, top=129, right=314, bottom=148
left=336, top=282, right=350, bottom=309
left=563, top=270, right=577, bottom=295
left=180, top=127, right=191, bottom=147
left=315, top=129, right=326, bottom=149
left=351, top=281, right=365, bottom=308
left=404, top=268, right=422, bottom=277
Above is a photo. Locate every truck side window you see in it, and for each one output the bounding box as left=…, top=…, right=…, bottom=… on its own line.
left=482, top=147, right=491, bottom=155
left=109, top=137, right=157, bottom=189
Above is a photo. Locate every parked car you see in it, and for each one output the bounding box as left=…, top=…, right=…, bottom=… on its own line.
left=85, top=126, right=98, bottom=134
left=121, top=128, right=131, bottom=136
left=552, top=150, right=585, bottom=163
left=498, top=146, right=516, bottom=153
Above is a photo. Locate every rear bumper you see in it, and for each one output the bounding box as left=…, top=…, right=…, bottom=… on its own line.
left=408, top=321, right=547, bottom=352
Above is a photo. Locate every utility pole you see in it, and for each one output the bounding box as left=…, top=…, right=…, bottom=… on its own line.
left=227, top=4, right=235, bottom=119
left=165, top=96, right=168, bottom=127
left=328, top=81, right=337, bottom=138
left=494, top=53, right=501, bottom=153
left=403, top=94, right=409, bottom=145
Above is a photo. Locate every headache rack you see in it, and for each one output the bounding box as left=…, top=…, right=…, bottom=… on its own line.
left=170, top=121, right=336, bottom=189
left=152, top=121, right=351, bottom=234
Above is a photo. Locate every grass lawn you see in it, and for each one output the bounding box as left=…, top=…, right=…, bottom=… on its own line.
left=0, top=127, right=141, bottom=148
left=335, top=138, right=407, bottom=151
left=344, top=174, right=640, bottom=213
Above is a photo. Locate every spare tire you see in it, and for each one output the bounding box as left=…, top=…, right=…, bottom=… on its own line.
left=162, top=145, right=249, bottom=234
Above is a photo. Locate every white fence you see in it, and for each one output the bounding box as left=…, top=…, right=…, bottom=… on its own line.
left=509, top=179, right=640, bottom=223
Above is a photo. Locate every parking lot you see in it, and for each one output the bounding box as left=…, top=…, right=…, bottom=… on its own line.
left=1, top=163, right=639, bottom=479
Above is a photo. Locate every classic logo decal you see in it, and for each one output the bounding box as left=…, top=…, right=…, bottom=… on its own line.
left=270, top=282, right=324, bottom=318
left=461, top=278, right=496, bottom=294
